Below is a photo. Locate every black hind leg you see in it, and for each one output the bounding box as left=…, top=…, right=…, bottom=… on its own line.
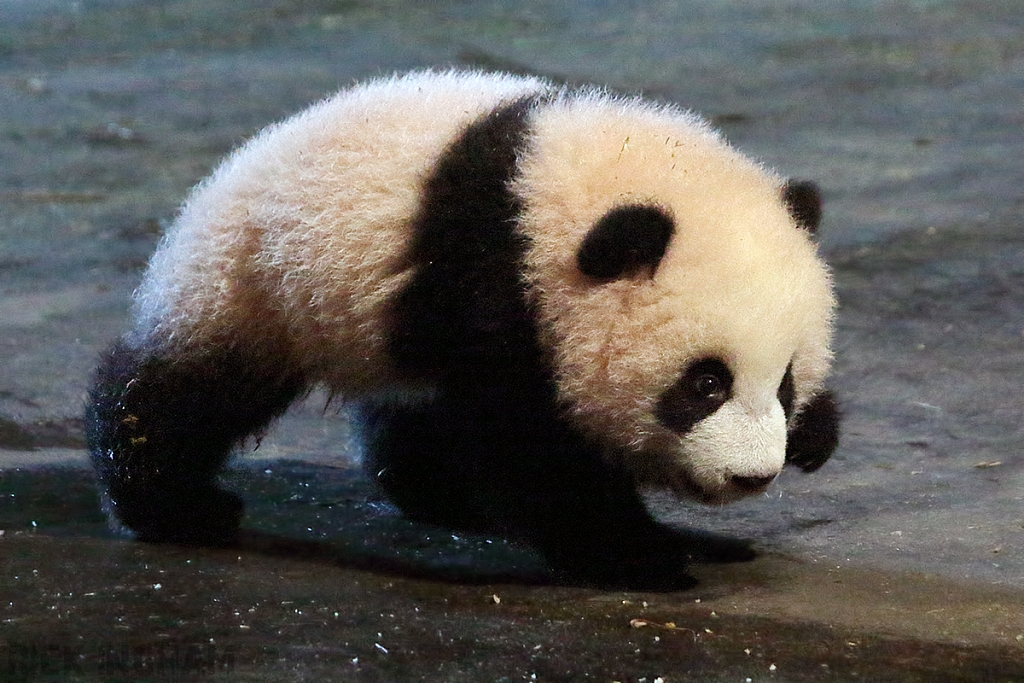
left=86, top=338, right=305, bottom=545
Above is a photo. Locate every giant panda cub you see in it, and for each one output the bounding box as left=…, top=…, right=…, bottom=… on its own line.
left=87, top=70, right=838, bottom=589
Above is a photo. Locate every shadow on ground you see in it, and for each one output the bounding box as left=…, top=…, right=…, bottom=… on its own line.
left=2, top=463, right=1023, bottom=682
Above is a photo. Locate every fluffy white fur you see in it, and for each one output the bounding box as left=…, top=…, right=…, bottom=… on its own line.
left=132, top=69, right=834, bottom=505
left=133, top=71, right=548, bottom=394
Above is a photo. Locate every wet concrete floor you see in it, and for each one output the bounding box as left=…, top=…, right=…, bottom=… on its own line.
left=2, top=462, right=1023, bottom=682
left=2, top=1, right=1024, bottom=680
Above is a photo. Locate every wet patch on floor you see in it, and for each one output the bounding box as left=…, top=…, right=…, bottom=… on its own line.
left=0, top=416, right=85, bottom=451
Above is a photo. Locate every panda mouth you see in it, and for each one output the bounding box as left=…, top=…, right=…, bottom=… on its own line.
left=636, top=433, right=774, bottom=505
left=666, top=469, right=729, bottom=505
left=668, top=469, right=767, bottom=506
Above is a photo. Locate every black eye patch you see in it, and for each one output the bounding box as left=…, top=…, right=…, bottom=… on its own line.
left=655, top=358, right=733, bottom=434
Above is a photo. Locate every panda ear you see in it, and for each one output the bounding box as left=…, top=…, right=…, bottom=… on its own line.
left=783, top=179, right=822, bottom=235
left=576, top=204, right=675, bottom=281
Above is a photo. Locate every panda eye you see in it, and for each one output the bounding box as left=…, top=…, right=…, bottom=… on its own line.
left=686, top=359, right=731, bottom=402
left=695, top=373, right=722, bottom=399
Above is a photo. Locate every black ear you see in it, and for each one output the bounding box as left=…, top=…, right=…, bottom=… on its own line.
left=576, top=204, right=675, bottom=281
left=783, top=179, right=822, bottom=235
left=785, top=391, right=839, bottom=473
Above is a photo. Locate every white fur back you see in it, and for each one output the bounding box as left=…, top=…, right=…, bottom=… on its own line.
left=133, top=70, right=549, bottom=393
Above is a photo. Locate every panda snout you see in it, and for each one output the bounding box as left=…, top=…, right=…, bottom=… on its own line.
left=677, top=396, right=788, bottom=502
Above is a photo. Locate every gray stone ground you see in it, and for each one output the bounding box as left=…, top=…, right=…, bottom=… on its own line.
left=1, top=1, right=1023, bottom=681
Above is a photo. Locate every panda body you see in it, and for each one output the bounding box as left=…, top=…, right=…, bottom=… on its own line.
left=132, top=71, right=546, bottom=394
left=88, top=70, right=838, bottom=588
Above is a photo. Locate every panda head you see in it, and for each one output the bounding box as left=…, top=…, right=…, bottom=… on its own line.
left=514, top=95, right=836, bottom=505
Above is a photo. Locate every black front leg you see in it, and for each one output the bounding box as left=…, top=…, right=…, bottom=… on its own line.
left=526, top=476, right=703, bottom=590
left=359, top=387, right=739, bottom=590
left=86, top=337, right=305, bottom=545
left=522, top=453, right=755, bottom=591
left=357, top=398, right=498, bottom=533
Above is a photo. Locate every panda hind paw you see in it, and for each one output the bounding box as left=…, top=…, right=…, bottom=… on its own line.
left=107, top=486, right=244, bottom=547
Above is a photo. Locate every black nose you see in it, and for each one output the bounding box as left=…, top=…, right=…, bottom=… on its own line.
left=730, top=474, right=776, bottom=492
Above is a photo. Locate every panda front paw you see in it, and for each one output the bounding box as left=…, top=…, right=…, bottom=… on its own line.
left=667, top=529, right=757, bottom=564
left=550, top=555, right=700, bottom=592
left=106, top=485, right=243, bottom=547
left=541, top=536, right=702, bottom=591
